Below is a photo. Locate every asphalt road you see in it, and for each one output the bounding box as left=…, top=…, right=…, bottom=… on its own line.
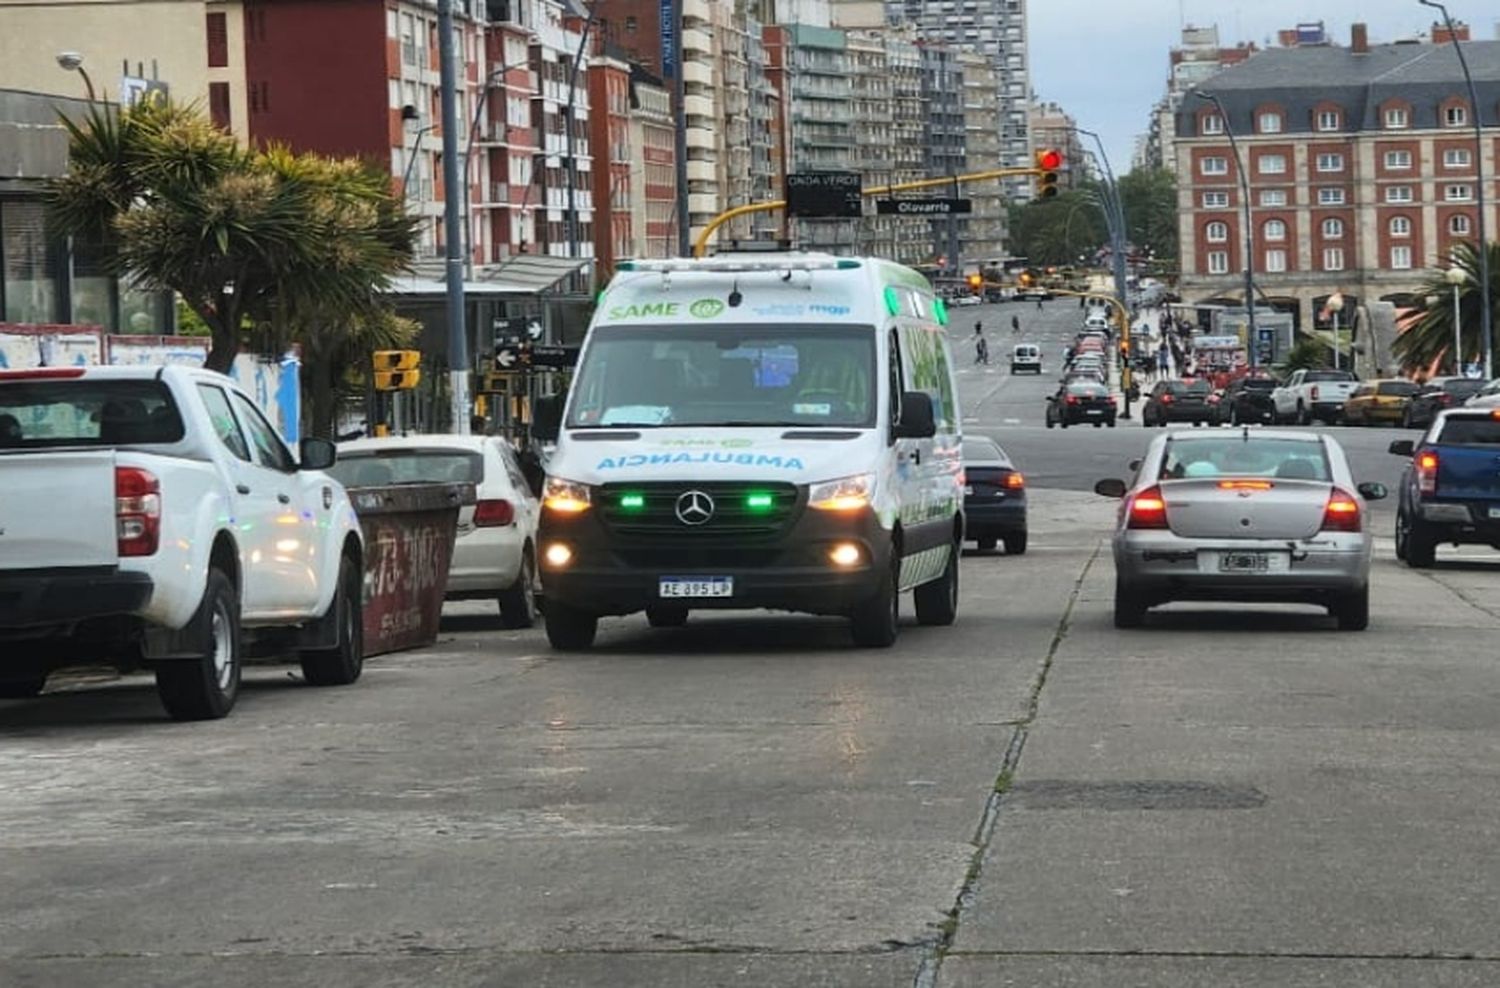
left=5, top=300, right=1500, bottom=987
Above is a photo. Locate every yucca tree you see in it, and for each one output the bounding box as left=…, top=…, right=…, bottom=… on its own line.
left=48, top=100, right=416, bottom=381
left=1393, top=241, right=1500, bottom=375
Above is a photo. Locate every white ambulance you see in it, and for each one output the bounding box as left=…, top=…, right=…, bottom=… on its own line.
left=531, top=253, right=965, bottom=650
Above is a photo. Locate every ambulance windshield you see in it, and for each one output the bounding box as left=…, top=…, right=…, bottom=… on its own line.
left=565, top=324, right=877, bottom=429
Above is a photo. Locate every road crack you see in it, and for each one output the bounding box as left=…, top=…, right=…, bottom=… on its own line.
left=912, top=543, right=1101, bottom=988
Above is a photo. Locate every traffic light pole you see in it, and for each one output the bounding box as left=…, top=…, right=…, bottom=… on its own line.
left=437, top=0, right=471, bottom=436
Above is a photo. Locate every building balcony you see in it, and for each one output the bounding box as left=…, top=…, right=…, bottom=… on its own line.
left=684, top=94, right=715, bottom=119
left=686, top=127, right=715, bottom=151
left=683, top=60, right=713, bottom=88
left=688, top=192, right=719, bottom=216
left=686, top=159, right=717, bottom=183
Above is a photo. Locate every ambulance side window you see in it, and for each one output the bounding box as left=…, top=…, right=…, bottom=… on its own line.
left=887, top=329, right=904, bottom=436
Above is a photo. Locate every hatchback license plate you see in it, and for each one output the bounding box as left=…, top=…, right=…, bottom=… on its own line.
left=659, top=577, right=733, bottom=599
left=1488, top=507, right=1500, bottom=520
left=1219, top=552, right=1270, bottom=573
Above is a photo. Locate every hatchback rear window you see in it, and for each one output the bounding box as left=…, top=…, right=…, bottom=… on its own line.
left=1168, top=381, right=1211, bottom=395
left=1378, top=381, right=1419, bottom=396
left=962, top=439, right=1002, bottom=461
left=0, top=377, right=184, bottom=449
left=329, top=449, right=483, bottom=488
left=1435, top=416, right=1500, bottom=446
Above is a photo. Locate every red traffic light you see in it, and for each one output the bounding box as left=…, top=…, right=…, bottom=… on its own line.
left=1037, top=148, right=1063, bottom=171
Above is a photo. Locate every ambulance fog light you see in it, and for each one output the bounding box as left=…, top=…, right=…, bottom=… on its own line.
left=544, top=543, right=575, bottom=569
left=828, top=542, right=864, bottom=568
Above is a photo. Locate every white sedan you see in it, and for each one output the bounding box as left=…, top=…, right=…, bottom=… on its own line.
left=332, top=435, right=541, bottom=628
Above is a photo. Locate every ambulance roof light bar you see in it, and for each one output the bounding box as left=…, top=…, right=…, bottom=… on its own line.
left=615, top=257, right=864, bottom=274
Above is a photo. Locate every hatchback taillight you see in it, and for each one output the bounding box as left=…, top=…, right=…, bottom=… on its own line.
left=473, top=498, right=515, bottom=527
left=1416, top=451, right=1439, bottom=496
left=115, top=467, right=161, bottom=557
left=1004, top=471, right=1025, bottom=489
left=1127, top=486, right=1168, bottom=529
left=1321, top=488, right=1362, bottom=533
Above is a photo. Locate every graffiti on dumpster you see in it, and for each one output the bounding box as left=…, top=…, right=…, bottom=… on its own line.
left=361, top=515, right=458, bottom=656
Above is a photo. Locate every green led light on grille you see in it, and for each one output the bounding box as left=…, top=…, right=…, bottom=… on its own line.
left=619, top=493, right=646, bottom=511
left=745, top=492, right=775, bottom=512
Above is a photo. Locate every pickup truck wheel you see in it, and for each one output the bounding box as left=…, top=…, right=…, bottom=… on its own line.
left=1394, top=510, right=1410, bottom=561
left=156, top=568, right=241, bottom=721
left=1296, top=402, right=1310, bottom=426
left=545, top=601, right=598, bottom=650
left=0, top=674, right=47, bottom=699
left=299, top=555, right=364, bottom=686
left=914, top=540, right=960, bottom=627
left=498, top=546, right=538, bottom=629
left=1113, top=574, right=1147, bottom=629
left=850, top=548, right=900, bottom=647
left=1404, top=516, right=1438, bottom=568
left=1331, top=586, right=1370, bottom=631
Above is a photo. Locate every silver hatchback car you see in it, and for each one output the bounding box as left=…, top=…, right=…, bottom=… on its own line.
left=1095, top=430, right=1387, bottom=630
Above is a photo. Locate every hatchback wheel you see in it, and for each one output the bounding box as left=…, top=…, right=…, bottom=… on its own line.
left=1331, top=586, right=1369, bottom=631
left=1113, top=574, right=1147, bottom=628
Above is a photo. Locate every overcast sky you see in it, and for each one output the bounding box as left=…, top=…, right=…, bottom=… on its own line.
left=1027, top=0, right=1500, bottom=173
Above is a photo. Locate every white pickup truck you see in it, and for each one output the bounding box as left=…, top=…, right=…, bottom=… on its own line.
left=0, top=365, right=364, bottom=720
left=1271, top=368, right=1360, bottom=425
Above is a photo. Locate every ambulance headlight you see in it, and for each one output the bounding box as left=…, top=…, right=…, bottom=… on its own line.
left=808, top=473, right=875, bottom=511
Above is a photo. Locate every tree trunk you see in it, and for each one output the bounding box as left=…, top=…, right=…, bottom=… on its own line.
left=306, top=357, right=340, bottom=440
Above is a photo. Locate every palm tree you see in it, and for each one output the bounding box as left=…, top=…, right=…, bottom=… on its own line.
left=1393, top=241, right=1500, bottom=375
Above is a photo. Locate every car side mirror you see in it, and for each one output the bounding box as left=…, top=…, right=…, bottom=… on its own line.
left=299, top=437, right=337, bottom=471
left=1094, top=478, right=1127, bottom=499
left=531, top=394, right=564, bottom=443
left=1388, top=439, right=1415, bottom=457
left=1357, top=482, right=1388, bottom=502
left=894, top=391, right=936, bottom=439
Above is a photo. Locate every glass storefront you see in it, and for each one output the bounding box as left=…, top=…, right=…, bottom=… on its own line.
left=1, top=200, right=60, bottom=324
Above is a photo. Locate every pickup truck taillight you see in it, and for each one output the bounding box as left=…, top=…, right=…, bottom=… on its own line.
left=1310, top=385, right=1320, bottom=401
left=1321, top=488, right=1362, bottom=533
left=1416, top=451, right=1439, bottom=496
left=115, top=467, right=161, bottom=556
left=473, top=498, right=515, bottom=527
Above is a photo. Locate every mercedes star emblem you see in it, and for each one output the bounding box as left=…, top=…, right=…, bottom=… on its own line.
left=674, top=489, right=715, bottom=526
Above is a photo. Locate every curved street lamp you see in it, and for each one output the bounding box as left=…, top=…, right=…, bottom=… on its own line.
left=55, top=51, right=97, bottom=102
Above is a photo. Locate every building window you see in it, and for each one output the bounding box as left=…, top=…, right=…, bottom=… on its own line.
left=1265, top=249, right=1287, bottom=273
left=1385, top=185, right=1413, bottom=203
left=1384, top=107, right=1409, bottom=129
left=1446, top=184, right=1473, bottom=202
left=1257, top=111, right=1282, bottom=133
left=1207, top=250, right=1230, bottom=274
left=1391, top=245, right=1413, bottom=269
left=1259, top=189, right=1287, bottom=207
left=1443, top=148, right=1472, bottom=168
left=1258, top=153, right=1286, bottom=175
left=1389, top=216, right=1411, bottom=238
left=1205, top=221, right=1229, bottom=243
left=1202, top=191, right=1229, bottom=208
left=1263, top=219, right=1287, bottom=241
left=1316, top=153, right=1344, bottom=173
left=625, top=15, right=637, bottom=31
left=1451, top=214, right=1473, bottom=236
left=1318, top=187, right=1346, bottom=205
left=206, top=11, right=229, bottom=68
left=1200, top=156, right=1228, bottom=176
left=1316, top=109, right=1340, bottom=131
left=1201, top=114, right=1224, bottom=135
left=1322, top=218, right=1344, bottom=238
left=1323, top=247, right=1345, bottom=271
left=1444, top=104, right=1468, bottom=127
left=209, top=82, right=231, bottom=130
left=1, top=200, right=61, bottom=323
left=1383, top=149, right=1412, bottom=170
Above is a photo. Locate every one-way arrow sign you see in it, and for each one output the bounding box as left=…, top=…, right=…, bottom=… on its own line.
left=495, top=347, right=520, bottom=370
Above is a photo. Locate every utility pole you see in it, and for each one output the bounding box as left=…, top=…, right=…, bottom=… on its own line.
left=564, top=3, right=597, bottom=262
left=438, top=0, right=470, bottom=434
left=672, top=0, right=690, bottom=256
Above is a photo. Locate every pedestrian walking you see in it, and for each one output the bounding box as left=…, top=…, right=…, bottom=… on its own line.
left=973, top=323, right=990, bottom=365
left=1036, top=297, right=1044, bottom=311
left=1010, top=314, right=1020, bottom=335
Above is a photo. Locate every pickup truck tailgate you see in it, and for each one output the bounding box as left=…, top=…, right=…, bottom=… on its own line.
left=0, top=451, right=120, bottom=569
left=1437, top=447, right=1500, bottom=500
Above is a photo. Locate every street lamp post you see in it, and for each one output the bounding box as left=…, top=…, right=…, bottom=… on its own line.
left=55, top=52, right=96, bottom=102
left=1328, top=293, right=1345, bottom=372
left=563, top=2, right=599, bottom=264
left=1419, top=0, right=1492, bottom=380
left=1076, top=128, right=1134, bottom=417
left=462, top=65, right=508, bottom=279
left=436, top=0, right=470, bottom=434
left=1447, top=265, right=1467, bottom=373
left=1196, top=91, right=1257, bottom=359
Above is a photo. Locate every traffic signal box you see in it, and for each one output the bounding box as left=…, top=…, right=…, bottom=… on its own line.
left=967, top=273, right=983, bottom=294
left=1034, top=148, right=1062, bottom=200
left=372, top=350, right=421, bottom=391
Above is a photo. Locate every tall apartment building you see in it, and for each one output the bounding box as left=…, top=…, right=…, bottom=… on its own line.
left=887, top=0, right=1032, bottom=203
left=1138, top=25, right=1257, bottom=175
left=1175, top=25, right=1500, bottom=333
left=847, top=31, right=895, bottom=257
left=1029, top=100, right=1086, bottom=189
left=713, top=2, right=755, bottom=221
left=587, top=50, right=632, bottom=275
left=958, top=48, right=1006, bottom=263
left=626, top=65, right=675, bottom=258
left=745, top=16, right=784, bottom=238
left=479, top=5, right=542, bottom=264
left=921, top=42, right=965, bottom=270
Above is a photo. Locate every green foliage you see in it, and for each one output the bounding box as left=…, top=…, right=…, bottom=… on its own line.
left=1117, top=168, right=1179, bottom=264
left=1280, top=337, right=1330, bottom=373
left=1006, top=188, right=1111, bottom=267
left=1392, top=241, right=1500, bottom=374
left=48, top=99, right=417, bottom=382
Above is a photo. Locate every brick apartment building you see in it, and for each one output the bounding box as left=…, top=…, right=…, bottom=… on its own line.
left=1176, top=23, right=1500, bottom=332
